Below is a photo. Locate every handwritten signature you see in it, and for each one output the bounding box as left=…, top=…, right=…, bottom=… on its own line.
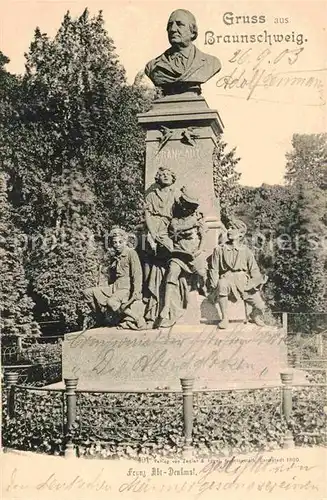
left=118, top=454, right=319, bottom=497
left=215, top=47, right=326, bottom=103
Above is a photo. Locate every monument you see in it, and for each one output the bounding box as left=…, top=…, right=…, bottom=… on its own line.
left=139, top=9, right=224, bottom=254
left=61, top=9, right=289, bottom=391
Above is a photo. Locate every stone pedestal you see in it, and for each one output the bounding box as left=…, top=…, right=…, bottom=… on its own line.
left=62, top=324, right=289, bottom=391
left=138, top=93, right=224, bottom=253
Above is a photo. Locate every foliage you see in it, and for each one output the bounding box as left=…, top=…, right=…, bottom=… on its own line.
left=2, top=388, right=64, bottom=454
left=0, top=54, right=38, bottom=336
left=290, top=387, right=326, bottom=445
left=233, top=184, right=290, bottom=310
left=27, top=221, right=101, bottom=331
left=0, top=172, right=40, bottom=336
left=27, top=362, right=62, bottom=386
left=1, top=336, right=61, bottom=361
left=1, top=10, right=153, bottom=331
left=2, top=387, right=326, bottom=458
left=2, top=346, right=62, bottom=387
left=236, top=184, right=290, bottom=264
left=0, top=51, right=21, bottom=142
left=6, top=10, right=151, bottom=234
left=285, top=133, right=327, bottom=189
left=213, top=137, right=242, bottom=220
left=23, top=340, right=62, bottom=364
left=234, top=177, right=327, bottom=332
left=286, top=332, right=327, bottom=371
left=282, top=133, right=327, bottom=332
left=271, top=182, right=326, bottom=332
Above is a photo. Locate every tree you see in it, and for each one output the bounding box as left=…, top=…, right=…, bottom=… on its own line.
left=271, top=182, right=326, bottom=332
left=8, top=10, right=126, bottom=231
left=285, top=133, right=327, bottom=189
left=0, top=55, right=39, bottom=336
left=3, top=10, right=153, bottom=331
left=212, top=136, right=241, bottom=221
left=0, top=172, right=40, bottom=336
left=283, top=133, right=327, bottom=332
left=233, top=180, right=326, bottom=330
left=26, top=170, right=101, bottom=330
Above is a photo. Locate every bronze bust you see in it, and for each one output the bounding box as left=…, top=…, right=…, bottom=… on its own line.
left=145, top=9, right=221, bottom=95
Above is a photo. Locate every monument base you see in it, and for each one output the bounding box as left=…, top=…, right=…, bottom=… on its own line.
left=62, top=323, right=292, bottom=391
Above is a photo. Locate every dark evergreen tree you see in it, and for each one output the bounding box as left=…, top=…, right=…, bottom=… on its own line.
left=272, top=182, right=326, bottom=333
left=2, top=10, right=152, bottom=330
left=0, top=172, right=40, bottom=336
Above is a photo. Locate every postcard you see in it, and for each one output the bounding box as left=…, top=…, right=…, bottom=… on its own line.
left=1, top=0, right=326, bottom=498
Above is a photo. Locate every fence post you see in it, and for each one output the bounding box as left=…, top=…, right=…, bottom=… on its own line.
left=315, top=333, right=323, bottom=357
left=180, top=377, right=194, bottom=457
left=280, top=371, right=294, bottom=449
left=64, top=377, right=78, bottom=458
left=282, top=312, right=288, bottom=333
left=293, top=352, right=301, bottom=369
left=5, top=370, right=19, bottom=419
left=16, top=336, right=23, bottom=359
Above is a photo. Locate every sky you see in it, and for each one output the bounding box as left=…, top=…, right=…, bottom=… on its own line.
left=1, top=0, right=326, bottom=186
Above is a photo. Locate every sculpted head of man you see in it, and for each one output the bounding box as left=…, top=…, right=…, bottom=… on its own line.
left=166, top=9, right=198, bottom=48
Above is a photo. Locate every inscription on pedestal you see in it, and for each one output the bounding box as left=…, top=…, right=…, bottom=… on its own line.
left=63, top=325, right=287, bottom=390
left=155, top=147, right=201, bottom=161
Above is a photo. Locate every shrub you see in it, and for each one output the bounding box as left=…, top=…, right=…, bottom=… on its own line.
left=1, top=340, right=62, bottom=385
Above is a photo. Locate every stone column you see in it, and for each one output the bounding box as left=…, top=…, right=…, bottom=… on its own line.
left=138, top=93, right=224, bottom=254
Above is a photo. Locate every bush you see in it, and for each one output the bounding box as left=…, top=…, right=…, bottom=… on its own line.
left=2, top=388, right=65, bottom=455
left=1, top=336, right=62, bottom=364
left=23, top=341, right=62, bottom=365
left=27, top=362, right=62, bottom=387
left=1, top=340, right=62, bottom=386
left=286, top=333, right=327, bottom=368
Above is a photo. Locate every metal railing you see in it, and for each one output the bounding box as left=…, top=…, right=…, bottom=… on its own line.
left=3, top=370, right=326, bottom=458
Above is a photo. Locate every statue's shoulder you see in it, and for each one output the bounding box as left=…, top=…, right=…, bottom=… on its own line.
left=126, top=247, right=140, bottom=260
left=196, top=47, right=221, bottom=69
left=145, top=188, right=158, bottom=202
left=240, top=243, right=254, bottom=256
left=145, top=49, right=170, bottom=74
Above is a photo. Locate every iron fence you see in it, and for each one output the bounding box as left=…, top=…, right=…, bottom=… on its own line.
left=2, top=371, right=326, bottom=459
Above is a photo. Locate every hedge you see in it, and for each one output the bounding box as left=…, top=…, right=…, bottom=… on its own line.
left=2, top=340, right=62, bottom=386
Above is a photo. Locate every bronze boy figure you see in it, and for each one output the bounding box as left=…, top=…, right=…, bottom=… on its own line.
left=208, top=219, right=266, bottom=329
left=83, top=227, right=145, bottom=330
